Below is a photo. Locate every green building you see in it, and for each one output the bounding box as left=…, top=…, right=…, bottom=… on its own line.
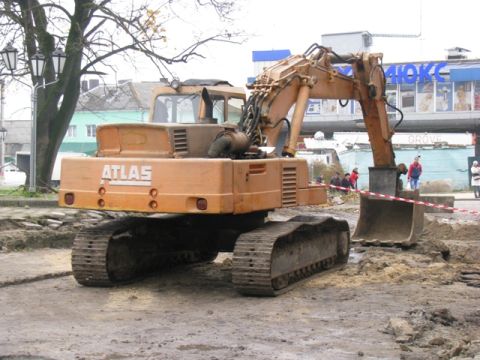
left=60, top=81, right=161, bottom=154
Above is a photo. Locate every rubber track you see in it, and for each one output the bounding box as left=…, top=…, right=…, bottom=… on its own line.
left=232, top=220, right=344, bottom=296
left=72, top=218, right=134, bottom=286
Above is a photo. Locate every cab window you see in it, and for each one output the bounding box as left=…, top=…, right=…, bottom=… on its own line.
left=212, top=96, right=225, bottom=123
left=227, top=97, right=244, bottom=124
left=153, top=94, right=200, bottom=123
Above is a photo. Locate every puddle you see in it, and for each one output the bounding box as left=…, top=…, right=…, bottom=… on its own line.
left=348, top=251, right=364, bottom=264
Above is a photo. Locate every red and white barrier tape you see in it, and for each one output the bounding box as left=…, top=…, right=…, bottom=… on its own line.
left=326, top=184, right=480, bottom=216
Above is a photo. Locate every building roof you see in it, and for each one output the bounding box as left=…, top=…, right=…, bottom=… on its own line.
left=181, top=79, right=232, bottom=86
left=447, top=47, right=471, bottom=53
left=322, top=30, right=369, bottom=36
left=76, top=81, right=163, bottom=112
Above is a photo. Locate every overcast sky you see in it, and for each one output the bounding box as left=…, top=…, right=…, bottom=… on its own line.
left=5, top=0, right=480, bottom=120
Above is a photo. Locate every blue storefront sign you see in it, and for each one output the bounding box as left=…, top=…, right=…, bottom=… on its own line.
left=336, top=62, right=448, bottom=84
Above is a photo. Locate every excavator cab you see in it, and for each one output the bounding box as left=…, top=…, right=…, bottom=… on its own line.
left=149, top=79, right=245, bottom=126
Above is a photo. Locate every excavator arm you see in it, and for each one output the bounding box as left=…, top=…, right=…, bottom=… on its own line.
left=240, top=45, right=396, bottom=168
left=238, top=45, right=423, bottom=247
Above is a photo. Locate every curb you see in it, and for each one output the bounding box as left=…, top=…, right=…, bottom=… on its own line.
left=0, top=198, right=59, bottom=207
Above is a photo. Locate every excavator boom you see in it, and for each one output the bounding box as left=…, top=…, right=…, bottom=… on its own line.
left=242, top=47, right=395, bottom=168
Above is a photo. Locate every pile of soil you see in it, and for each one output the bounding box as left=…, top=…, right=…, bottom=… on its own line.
left=422, top=216, right=480, bottom=241
left=0, top=210, right=131, bottom=252
left=306, top=216, right=480, bottom=289
left=307, top=248, right=459, bottom=289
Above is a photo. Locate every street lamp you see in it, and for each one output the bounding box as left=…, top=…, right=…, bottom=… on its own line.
left=52, top=48, right=67, bottom=76
left=1, top=43, right=18, bottom=71
left=0, top=43, right=67, bottom=192
left=30, top=52, right=46, bottom=77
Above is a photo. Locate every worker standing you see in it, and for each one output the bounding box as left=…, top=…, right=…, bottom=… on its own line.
left=350, top=168, right=359, bottom=189
left=407, top=156, right=423, bottom=190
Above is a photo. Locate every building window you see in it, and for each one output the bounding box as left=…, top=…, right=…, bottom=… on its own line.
left=67, top=125, right=77, bottom=137
left=454, top=81, right=472, bottom=111
left=417, top=82, right=434, bottom=112
left=354, top=101, right=363, bottom=116
left=338, top=99, right=353, bottom=115
left=321, top=99, right=337, bottom=114
left=436, top=81, right=453, bottom=112
left=86, top=124, right=96, bottom=137
left=385, top=84, right=398, bottom=114
left=474, top=81, right=480, bottom=111
left=400, top=83, right=416, bottom=112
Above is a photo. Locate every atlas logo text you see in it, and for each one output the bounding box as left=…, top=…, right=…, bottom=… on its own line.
left=101, top=165, right=152, bottom=186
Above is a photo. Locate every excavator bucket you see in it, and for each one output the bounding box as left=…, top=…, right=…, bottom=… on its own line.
left=352, top=168, right=424, bottom=247
left=352, top=194, right=424, bottom=247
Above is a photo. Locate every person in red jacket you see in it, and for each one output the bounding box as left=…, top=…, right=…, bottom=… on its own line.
left=407, top=156, right=423, bottom=190
left=350, top=168, right=359, bottom=189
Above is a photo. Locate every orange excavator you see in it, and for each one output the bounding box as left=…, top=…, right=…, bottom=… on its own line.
left=59, top=44, right=422, bottom=296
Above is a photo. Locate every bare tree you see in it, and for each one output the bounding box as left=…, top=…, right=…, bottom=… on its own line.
left=0, top=0, right=238, bottom=191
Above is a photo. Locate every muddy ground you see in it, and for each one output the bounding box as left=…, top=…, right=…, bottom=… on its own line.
left=0, top=201, right=479, bottom=360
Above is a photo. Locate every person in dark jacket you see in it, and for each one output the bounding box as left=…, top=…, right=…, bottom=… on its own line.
left=329, top=172, right=341, bottom=187
left=329, top=172, right=342, bottom=193
left=341, top=173, right=354, bottom=194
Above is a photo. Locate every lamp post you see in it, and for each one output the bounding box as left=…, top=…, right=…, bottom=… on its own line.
left=1, top=44, right=66, bottom=192
left=0, top=127, right=7, bottom=142
left=0, top=43, right=15, bottom=183
left=0, top=80, right=5, bottom=182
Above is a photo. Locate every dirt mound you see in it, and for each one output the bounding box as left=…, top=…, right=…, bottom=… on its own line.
left=307, top=247, right=459, bottom=289
left=308, top=224, right=480, bottom=288
left=420, top=179, right=453, bottom=193
left=422, top=217, right=480, bottom=241
left=0, top=229, right=77, bottom=251
left=0, top=209, right=134, bottom=252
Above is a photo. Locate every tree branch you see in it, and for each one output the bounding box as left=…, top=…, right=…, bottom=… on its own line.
left=27, top=2, right=73, bottom=21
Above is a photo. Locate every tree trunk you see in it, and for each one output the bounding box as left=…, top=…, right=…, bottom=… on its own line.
left=34, top=77, right=81, bottom=191
left=24, top=0, right=88, bottom=191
